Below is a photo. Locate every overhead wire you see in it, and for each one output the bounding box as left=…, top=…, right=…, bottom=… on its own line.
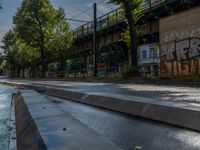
left=69, top=0, right=107, bottom=20
left=67, top=0, right=116, bottom=25
left=69, top=5, right=93, bottom=20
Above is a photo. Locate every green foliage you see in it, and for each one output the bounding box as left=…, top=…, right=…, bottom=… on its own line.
left=109, top=0, right=143, bottom=10
left=15, top=40, right=40, bottom=68
left=47, top=7, right=72, bottom=55
left=0, top=53, right=3, bottom=62
left=0, top=53, right=4, bottom=70
left=122, top=0, right=144, bottom=49
left=121, top=63, right=138, bottom=79
left=1, top=0, right=72, bottom=77
left=2, top=30, right=19, bottom=69
left=1, top=29, right=40, bottom=71
left=67, top=59, right=83, bottom=72
left=109, top=0, right=143, bottom=66
left=13, top=0, right=53, bottom=47
left=13, top=0, right=72, bottom=77
left=48, top=63, right=57, bottom=72
left=1, top=30, right=17, bottom=51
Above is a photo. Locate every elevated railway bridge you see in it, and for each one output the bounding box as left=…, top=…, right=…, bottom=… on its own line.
left=46, top=0, right=199, bottom=73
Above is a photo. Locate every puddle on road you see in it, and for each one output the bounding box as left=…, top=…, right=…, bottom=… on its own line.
left=0, top=85, right=13, bottom=150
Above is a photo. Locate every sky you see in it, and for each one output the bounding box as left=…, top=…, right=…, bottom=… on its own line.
left=0, top=0, right=118, bottom=51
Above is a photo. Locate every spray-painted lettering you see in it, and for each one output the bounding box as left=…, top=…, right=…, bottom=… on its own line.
left=161, top=38, right=200, bottom=61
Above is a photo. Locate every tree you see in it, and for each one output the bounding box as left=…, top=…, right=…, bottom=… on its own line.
left=1, top=29, right=40, bottom=77
left=0, top=53, right=4, bottom=69
left=109, top=0, right=143, bottom=66
left=47, top=8, right=72, bottom=72
left=14, top=40, right=40, bottom=77
left=1, top=30, right=20, bottom=76
left=13, top=0, right=59, bottom=77
left=0, top=53, right=3, bottom=63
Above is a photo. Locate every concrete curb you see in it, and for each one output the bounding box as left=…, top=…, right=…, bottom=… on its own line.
left=1, top=80, right=200, bottom=132
left=9, top=92, right=17, bottom=150
left=45, top=88, right=200, bottom=132
left=14, top=91, right=47, bottom=150
left=13, top=90, right=121, bottom=150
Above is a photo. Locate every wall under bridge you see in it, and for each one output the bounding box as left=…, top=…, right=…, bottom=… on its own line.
left=160, top=7, right=200, bottom=78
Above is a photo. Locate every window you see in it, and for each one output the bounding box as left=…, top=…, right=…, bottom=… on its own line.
left=142, top=50, right=147, bottom=59
left=150, top=48, right=158, bottom=58
left=153, top=50, right=158, bottom=58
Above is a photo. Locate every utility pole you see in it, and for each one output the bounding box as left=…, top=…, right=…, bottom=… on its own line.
left=93, top=3, right=97, bottom=77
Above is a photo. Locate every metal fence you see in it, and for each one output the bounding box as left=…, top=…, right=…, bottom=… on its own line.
left=46, top=67, right=121, bottom=78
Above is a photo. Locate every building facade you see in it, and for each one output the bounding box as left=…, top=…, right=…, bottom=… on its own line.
left=138, top=43, right=160, bottom=77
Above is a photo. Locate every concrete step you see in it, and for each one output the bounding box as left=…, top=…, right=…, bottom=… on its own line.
left=14, top=90, right=121, bottom=150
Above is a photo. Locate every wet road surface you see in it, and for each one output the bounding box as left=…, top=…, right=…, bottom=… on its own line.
left=0, top=84, right=14, bottom=149
left=45, top=95, right=200, bottom=150
left=2, top=79, right=200, bottom=104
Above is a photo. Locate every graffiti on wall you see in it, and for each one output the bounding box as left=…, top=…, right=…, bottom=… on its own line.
left=161, top=38, right=200, bottom=77
left=161, top=38, right=200, bottom=61
left=162, top=27, right=200, bottom=43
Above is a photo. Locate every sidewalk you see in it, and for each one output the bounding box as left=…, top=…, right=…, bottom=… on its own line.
left=14, top=90, right=121, bottom=150
left=0, top=84, right=16, bottom=150
left=1, top=79, right=200, bottom=131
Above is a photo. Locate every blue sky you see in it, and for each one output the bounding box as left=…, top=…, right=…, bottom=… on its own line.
left=0, top=0, right=117, bottom=50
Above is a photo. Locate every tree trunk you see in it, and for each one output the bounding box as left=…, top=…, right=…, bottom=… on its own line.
left=59, top=53, right=65, bottom=78
left=124, top=0, right=138, bottom=66
left=17, top=67, right=20, bottom=78
left=22, top=67, right=25, bottom=78
left=35, top=13, right=46, bottom=78
left=59, top=54, right=64, bottom=71
left=40, top=46, right=46, bottom=78
left=32, top=66, right=35, bottom=78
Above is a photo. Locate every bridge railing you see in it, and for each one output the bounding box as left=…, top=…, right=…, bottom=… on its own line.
left=72, top=8, right=125, bottom=39
left=143, top=0, right=166, bottom=10
left=96, top=8, right=125, bottom=31
left=72, top=21, right=93, bottom=39
left=72, top=0, right=166, bottom=39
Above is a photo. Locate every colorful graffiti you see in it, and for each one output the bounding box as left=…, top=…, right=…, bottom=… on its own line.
left=161, top=38, right=200, bottom=77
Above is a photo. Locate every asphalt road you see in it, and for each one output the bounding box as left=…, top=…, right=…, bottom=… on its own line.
left=46, top=95, right=200, bottom=150
left=2, top=79, right=200, bottom=104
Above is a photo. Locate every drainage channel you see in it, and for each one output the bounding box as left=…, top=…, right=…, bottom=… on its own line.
left=44, top=94, right=200, bottom=150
